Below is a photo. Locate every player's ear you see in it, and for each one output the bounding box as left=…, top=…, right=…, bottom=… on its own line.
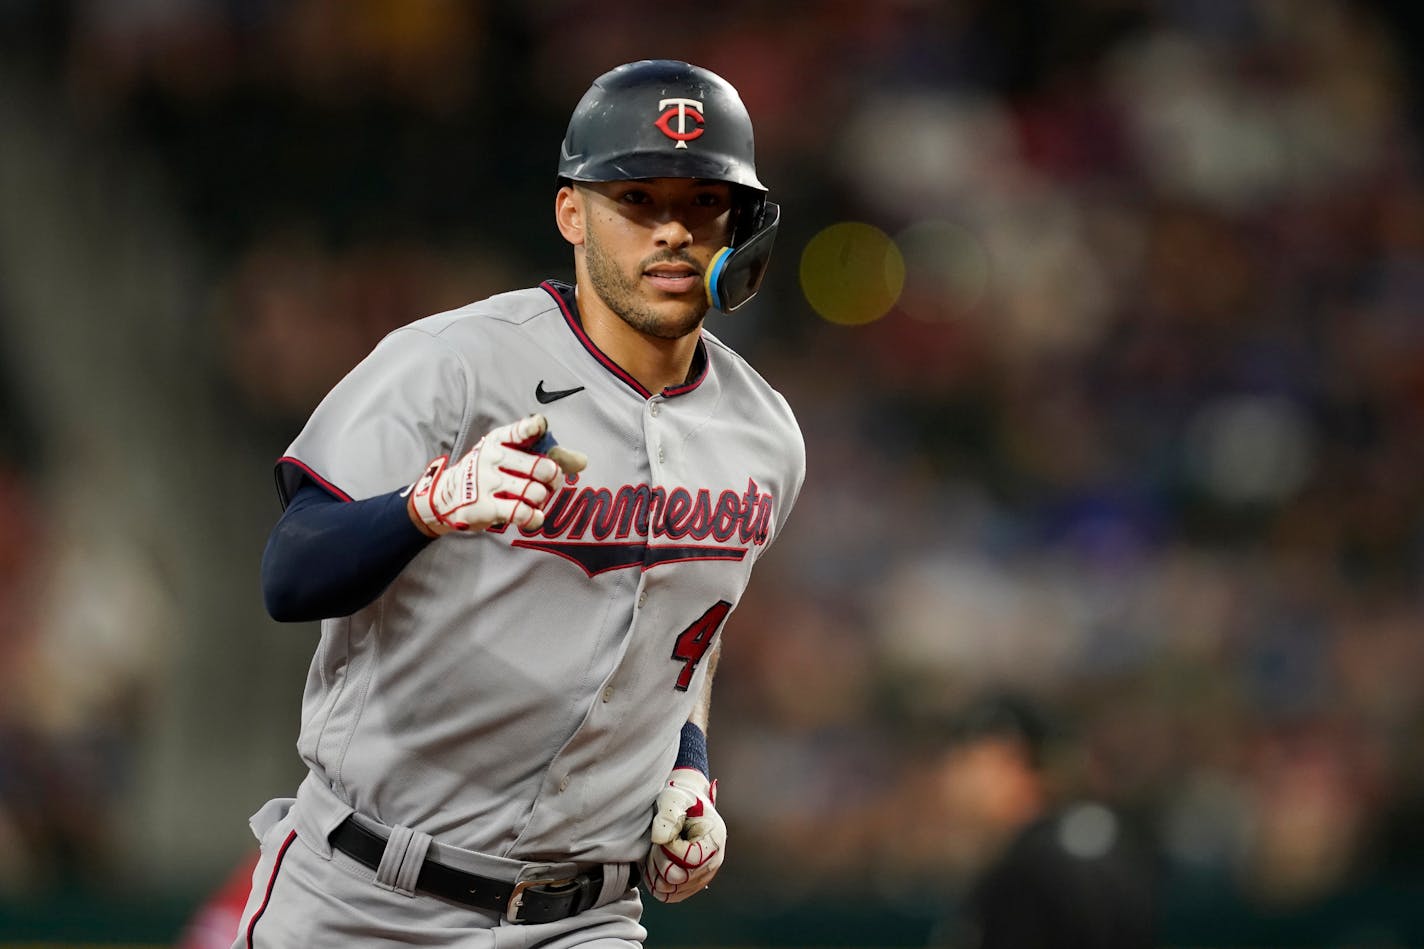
left=555, top=185, right=585, bottom=246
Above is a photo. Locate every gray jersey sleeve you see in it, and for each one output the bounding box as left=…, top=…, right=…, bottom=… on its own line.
left=766, top=388, right=806, bottom=549
left=277, top=326, right=476, bottom=504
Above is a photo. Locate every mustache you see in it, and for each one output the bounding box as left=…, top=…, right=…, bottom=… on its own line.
left=640, top=251, right=703, bottom=275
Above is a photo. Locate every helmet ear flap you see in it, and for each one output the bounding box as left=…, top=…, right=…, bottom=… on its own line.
left=731, top=188, right=766, bottom=247
left=706, top=201, right=780, bottom=312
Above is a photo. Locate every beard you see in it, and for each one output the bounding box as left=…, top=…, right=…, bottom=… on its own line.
left=584, top=225, right=708, bottom=341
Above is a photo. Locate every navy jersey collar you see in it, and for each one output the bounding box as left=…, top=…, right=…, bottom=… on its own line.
left=541, top=280, right=709, bottom=399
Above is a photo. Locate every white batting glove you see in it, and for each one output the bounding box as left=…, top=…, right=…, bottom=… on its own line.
left=406, top=414, right=587, bottom=536
left=644, top=768, right=726, bottom=903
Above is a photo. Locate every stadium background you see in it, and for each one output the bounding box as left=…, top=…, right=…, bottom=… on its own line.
left=2, top=1, right=1424, bottom=945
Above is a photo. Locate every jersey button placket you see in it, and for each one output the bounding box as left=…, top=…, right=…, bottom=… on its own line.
left=647, top=399, right=664, bottom=466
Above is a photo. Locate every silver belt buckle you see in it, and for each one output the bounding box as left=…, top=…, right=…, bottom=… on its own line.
left=506, top=875, right=578, bottom=923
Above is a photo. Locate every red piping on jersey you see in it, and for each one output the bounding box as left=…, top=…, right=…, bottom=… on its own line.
left=663, top=355, right=709, bottom=397
left=540, top=280, right=709, bottom=399
left=246, top=829, right=297, bottom=947
left=276, top=456, right=353, bottom=502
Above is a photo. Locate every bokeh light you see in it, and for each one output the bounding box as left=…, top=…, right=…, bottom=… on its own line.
left=798, top=222, right=905, bottom=325
left=894, top=219, right=992, bottom=323
left=1184, top=395, right=1316, bottom=504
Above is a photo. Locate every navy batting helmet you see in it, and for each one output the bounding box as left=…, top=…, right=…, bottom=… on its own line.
left=558, top=60, right=780, bottom=313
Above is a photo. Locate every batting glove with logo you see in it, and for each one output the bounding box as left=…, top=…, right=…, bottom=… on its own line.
left=407, top=414, right=587, bottom=536
left=644, top=768, right=726, bottom=903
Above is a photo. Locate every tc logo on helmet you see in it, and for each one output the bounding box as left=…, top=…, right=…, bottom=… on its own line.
left=654, top=98, right=705, bottom=148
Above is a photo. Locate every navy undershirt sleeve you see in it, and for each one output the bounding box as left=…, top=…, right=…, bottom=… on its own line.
left=262, top=478, right=434, bottom=623
left=674, top=722, right=710, bottom=777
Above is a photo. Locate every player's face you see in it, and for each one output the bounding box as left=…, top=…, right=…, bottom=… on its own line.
left=571, top=178, right=734, bottom=340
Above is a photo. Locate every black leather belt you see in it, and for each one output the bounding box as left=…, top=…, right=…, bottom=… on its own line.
left=328, top=816, right=635, bottom=923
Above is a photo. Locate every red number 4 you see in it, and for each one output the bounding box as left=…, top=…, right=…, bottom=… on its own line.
left=671, top=600, right=732, bottom=691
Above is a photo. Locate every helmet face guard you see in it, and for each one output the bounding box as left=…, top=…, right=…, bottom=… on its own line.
left=558, top=60, right=779, bottom=313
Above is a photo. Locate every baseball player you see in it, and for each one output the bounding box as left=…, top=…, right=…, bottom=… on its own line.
left=230, top=60, right=804, bottom=947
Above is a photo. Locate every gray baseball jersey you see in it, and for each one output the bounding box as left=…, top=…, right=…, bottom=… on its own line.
left=274, top=280, right=805, bottom=866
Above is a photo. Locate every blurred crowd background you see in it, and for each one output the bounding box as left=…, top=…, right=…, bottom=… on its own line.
left=2, top=0, right=1424, bottom=945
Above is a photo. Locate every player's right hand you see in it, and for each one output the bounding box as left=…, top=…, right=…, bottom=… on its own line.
left=406, top=414, right=587, bottom=537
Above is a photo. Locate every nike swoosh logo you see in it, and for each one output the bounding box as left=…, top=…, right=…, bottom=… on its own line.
left=536, top=381, right=586, bottom=404
left=560, top=141, right=584, bottom=162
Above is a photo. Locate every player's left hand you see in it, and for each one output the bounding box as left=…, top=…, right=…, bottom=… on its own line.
left=644, top=768, right=726, bottom=903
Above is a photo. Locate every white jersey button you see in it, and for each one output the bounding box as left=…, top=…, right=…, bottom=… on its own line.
left=558, top=775, right=570, bottom=792
left=602, top=686, right=614, bottom=703
left=650, top=403, right=661, bottom=417
left=637, top=590, right=648, bottom=608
